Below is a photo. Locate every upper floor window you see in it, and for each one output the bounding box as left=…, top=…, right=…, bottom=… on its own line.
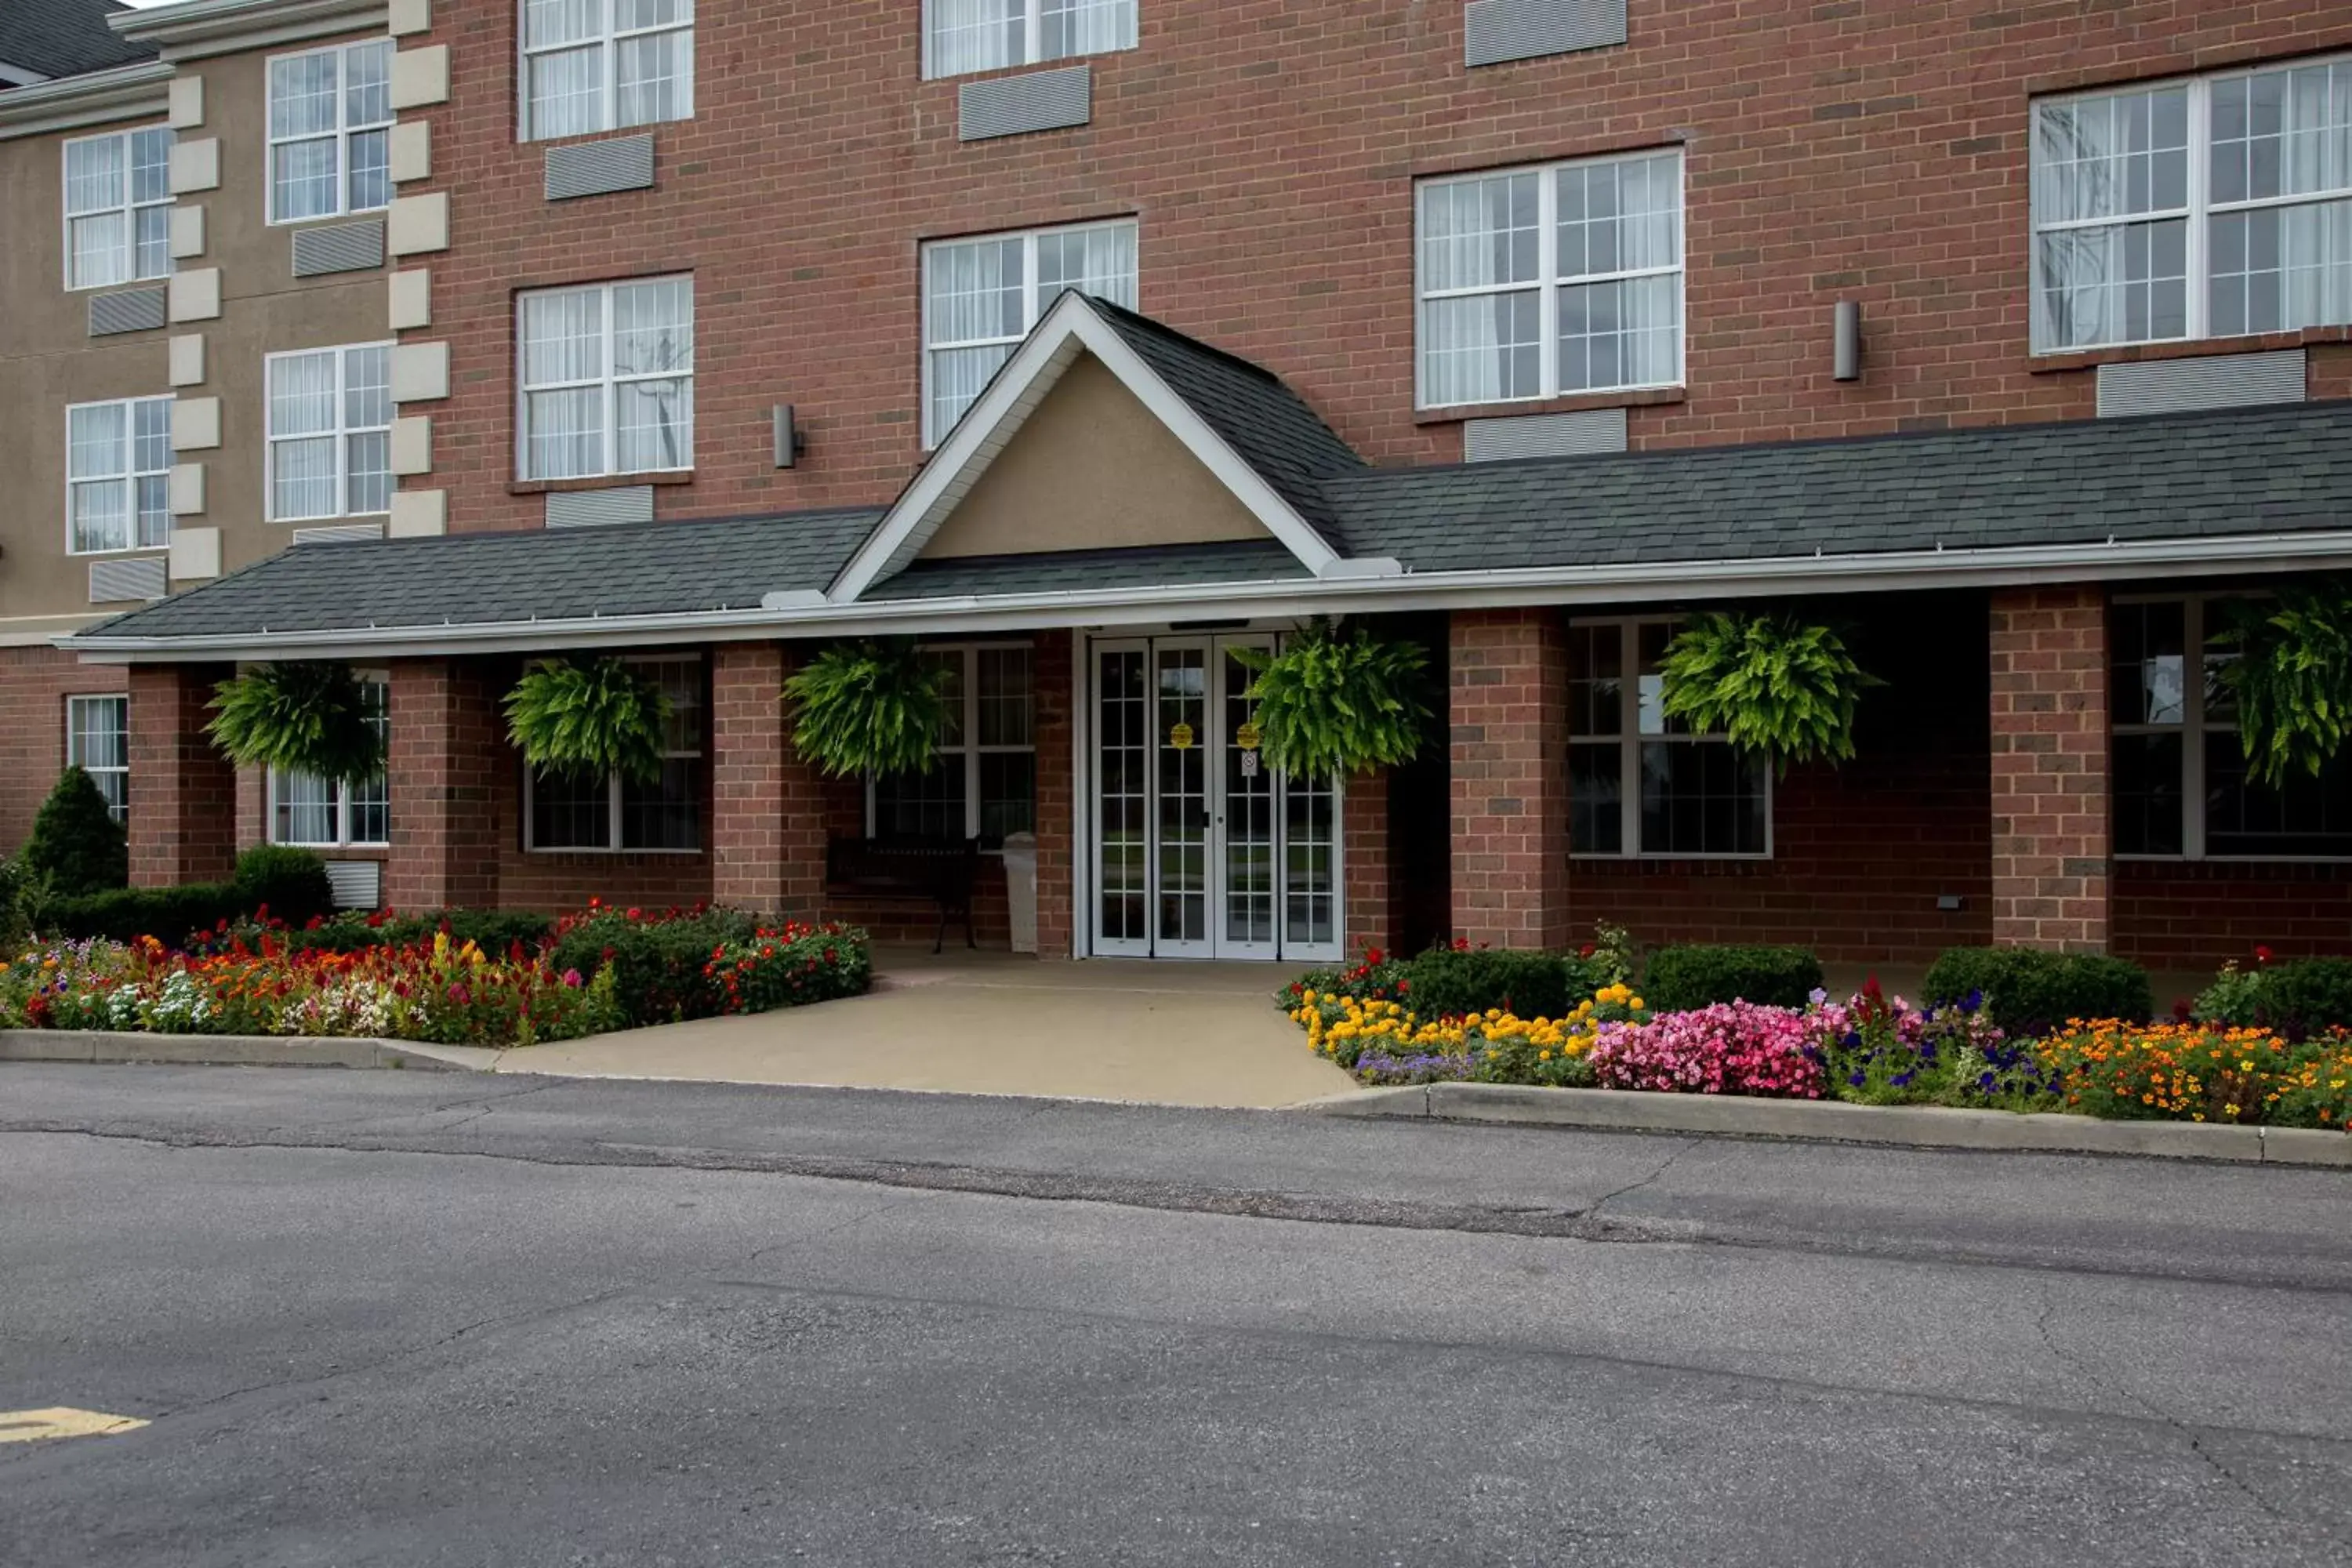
left=1417, top=148, right=1685, bottom=409
left=922, top=0, right=1137, bottom=81
left=268, top=40, right=394, bottom=224
left=62, top=126, right=172, bottom=290
left=1569, top=619, right=1769, bottom=859
left=921, top=219, right=1137, bottom=446
left=517, top=276, right=693, bottom=480
left=2032, top=56, right=2352, bottom=353
left=271, top=675, right=389, bottom=848
left=267, top=344, right=393, bottom=521
left=523, top=0, right=695, bottom=142
left=526, top=655, right=703, bottom=851
left=67, top=396, right=172, bottom=556
left=66, top=695, right=130, bottom=824
left=871, top=644, right=1036, bottom=846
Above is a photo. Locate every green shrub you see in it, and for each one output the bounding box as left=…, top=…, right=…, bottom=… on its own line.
left=232, top=845, right=336, bottom=927
left=39, top=883, right=246, bottom=946
left=284, top=909, right=561, bottom=956
left=1921, top=947, right=2154, bottom=1036
left=1642, top=945, right=1824, bottom=1011
left=711, top=924, right=873, bottom=1011
left=2252, top=957, right=2352, bottom=1040
left=21, top=768, right=128, bottom=897
left=0, top=857, right=37, bottom=953
left=546, top=907, right=763, bottom=1027
left=1403, top=946, right=1573, bottom=1022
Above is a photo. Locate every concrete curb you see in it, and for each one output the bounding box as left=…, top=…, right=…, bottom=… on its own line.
left=1301, top=1081, right=2348, bottom=1166
left=0, top=1029, right=495, bottom=1073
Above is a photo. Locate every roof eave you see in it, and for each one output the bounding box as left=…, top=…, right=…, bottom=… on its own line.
left=111, top=0, right=387, bottom=61
left=0, top=59, right=171, bottom=138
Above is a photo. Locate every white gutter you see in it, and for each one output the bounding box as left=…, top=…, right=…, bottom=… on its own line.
left=57, top=528, right=2352, bottom=663
left=0, top=60, right=172, bottom=138
left=111, top=0, right=387, bottom=60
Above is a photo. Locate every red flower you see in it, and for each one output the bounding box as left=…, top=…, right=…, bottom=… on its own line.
left=2255, top=945, right=2275, bottom=964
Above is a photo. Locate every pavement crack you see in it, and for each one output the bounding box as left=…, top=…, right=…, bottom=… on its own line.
left=1579, top=1138, right=1697, bottom=1221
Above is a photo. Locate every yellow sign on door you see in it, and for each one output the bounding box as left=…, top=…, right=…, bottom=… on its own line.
left=1169, top=722, right=1195, bottom=751
left=1235, top=721, right=1262, bottom=752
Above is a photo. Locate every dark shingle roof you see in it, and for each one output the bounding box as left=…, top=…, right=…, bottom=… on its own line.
left=1320, top=400, right=2352, bottom=572
left=872, top=539, right=1309, bottom=600
left=0, top=0, right=152, bottom=82
left=82, top=509, right=881, bottom=639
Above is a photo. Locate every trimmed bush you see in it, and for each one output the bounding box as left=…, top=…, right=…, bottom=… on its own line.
left=281, top=909, right=561, bottom=956
left=1921, top=947, right=2154, bottom=1036
left=1403, top=946, right=1573, bottom=1022
left=39, top=883, right=247, bottom=946
left=232, top=845, right=336, bottom=927
left=1641, top=945, right=1824, bottom=1011
left=2252, top=957, right=2352, bottom=1040
left=546, top=906, right=764, bottom=1027
left=21, top=768, right=128, bottom=897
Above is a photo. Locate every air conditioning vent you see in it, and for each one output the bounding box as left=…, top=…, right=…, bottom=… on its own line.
left=545, top=486, right=655, bottom=528
left=2095, top=350, right=2307, bottom=419
left=89, top=556, right=168, bottom=604
left=88, top=285, right=167, bottom=337
left=291, top=522, right=386, bottom=546
left=323, top=860, right=383, bottom=910
left=1463, top=408, right=1628, bottom=462
left=545, top=134, right=656, bottom=201
left=1465, top=0, right=1627, bottom=66
left=291, top=219, right=386, bottom=277
left=960, top=65, right=1091, bottom=141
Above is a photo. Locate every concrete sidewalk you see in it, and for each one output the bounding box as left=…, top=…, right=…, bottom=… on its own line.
left=510, top=946, right=1353, bottom=1109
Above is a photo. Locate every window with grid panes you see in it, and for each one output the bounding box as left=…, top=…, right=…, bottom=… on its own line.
left=2031, top=56, right=2352, bottom=352
left=921, top=221, right=1136, bottom=447
left=518, top=276, right=693, bottom=479
left=267, top=40, right=393, bottom=223
left=267, top=345, right=392, bottom=521
left=922, top=0, right=1135, bottom=80
left=872, top=644, right=1036, bottom=845
left=526, top=656, right=704, bottom=851
left=66, top=695, right=129, bottom=823
left=62, top=125, right=172, bottom=290
left=66, top=397, right=172, bottom=554
left=271, top=676, right=390, bottom=847
left=1568, top=620, right=1769, bottom=858
left=522, top=0, right=694, bottom=142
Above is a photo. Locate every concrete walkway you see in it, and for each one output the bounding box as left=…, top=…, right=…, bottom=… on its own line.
left=511, top=946, right=1353, bottom=1109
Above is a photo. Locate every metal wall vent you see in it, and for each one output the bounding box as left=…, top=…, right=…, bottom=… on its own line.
left=545, top=486, right=655, bottom=528
left=291, top=521, right=385, bottom=546
left=88, top=285, right=167, bottom=337
left=1463, top=408, right=1629, bottom=462
left=1465, top=0, right=1628, bottom=66
left=291, top=218, right=386, bottom=277
left=324, top=859, right=383, bottom=910
left=2095, top=350, right=2307, bottom=419
left=960, top=64, right=1091, bottom=141
left=89, top=555, right=168, bottom=604
left=545, top=134, right=655, bottom=201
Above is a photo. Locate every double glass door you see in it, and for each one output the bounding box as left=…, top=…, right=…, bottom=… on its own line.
left=1093, top=635, right=1341, bottom=961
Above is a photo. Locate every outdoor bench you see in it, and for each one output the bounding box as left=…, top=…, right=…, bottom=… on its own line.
left=824, top=835, right=981, bottom=953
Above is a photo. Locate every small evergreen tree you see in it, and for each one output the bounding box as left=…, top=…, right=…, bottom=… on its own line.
left=22, top=767, right=128, bottom=896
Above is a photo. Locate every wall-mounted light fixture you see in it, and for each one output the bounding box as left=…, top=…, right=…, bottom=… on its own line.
left=1833, top=300, right=1863, bottom=383
left=772, top=404, right=808, bottom=468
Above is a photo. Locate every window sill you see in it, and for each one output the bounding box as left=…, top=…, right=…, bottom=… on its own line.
left=64, top=278, right=170, bottom=296
left=267, top=209, right=390, bottom=230
left=922, top=47, right=1136, bottom=85
left=523, top=846, right=705, bottom=857
left=2028, top=325, right=2352, bottom=376
left=271, top=511, right=390, bottom=526
left=522, top=120, right=681, bottom=149
left=1414, top=386, right=1685, bottom=426
left=1570, top=853, right=1773, bottom=866
left=67, top=546, right=169, bottom=560
left=274, top=843, right=390, bottom=855
left=2115, top=853, right=2352, bottom=866
left=509, top=471, right=692, bottom=496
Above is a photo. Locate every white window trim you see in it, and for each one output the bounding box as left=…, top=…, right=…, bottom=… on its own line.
left=264, top=39, right=394, bottom=227
left=266, top=673, right=390, bottom=849
left=514, top=274, right=695, bottom=481
left=64, top=394, right=174, bottom=558
left=920, top=218, right=1138, bottom=448
left=518, top=0, right=696, bottom=143
left=1414, top=146, right=1687, bottom=411
left=862, top=640, right=1038, bottom=844
left=2030, top=53, right=2352, bottom=354
left=1568, top=616, right=1773, bottom=862
left=521, top=653, right=704, bottom=854
left=265, top=343, right=395, bottom=523
left=65, top=694, right=130, bottom=825
left=920, top=0, right=1139, bottom=81
left=60, top=123, right=172, bottom=292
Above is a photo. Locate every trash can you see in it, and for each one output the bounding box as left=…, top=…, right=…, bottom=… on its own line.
left=1001, top=831, right=1039, bottom=954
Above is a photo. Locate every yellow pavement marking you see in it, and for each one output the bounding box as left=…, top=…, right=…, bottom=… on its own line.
left=0, top=1407, right=150, bottom=1443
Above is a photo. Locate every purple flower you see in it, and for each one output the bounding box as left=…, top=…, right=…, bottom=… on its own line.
left=561, top=968, right=584, bottom=988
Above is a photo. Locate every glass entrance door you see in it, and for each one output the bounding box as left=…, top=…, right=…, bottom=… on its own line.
left=1090, top=634, right=1341, bottom=961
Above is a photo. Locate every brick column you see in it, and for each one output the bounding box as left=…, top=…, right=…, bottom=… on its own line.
left=1989, top=586, right=2111, bottom=952
left=1343, top=768, right=1392, bottom=957
left=1449, top=608, right=1570, bottom=949
left=1033, top=630, right=1075, bottom=959
left=710, top=641, right=826, bottom=919
left=384, top=658, right=502, bottom=911
left=126, top=663, right=238, bottom=887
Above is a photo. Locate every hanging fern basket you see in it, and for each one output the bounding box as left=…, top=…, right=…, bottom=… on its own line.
left=1656, top=611, right=1879, bottom=773
left=504, top=657, right=672, bottom=782
left=2216, top=582, right=2352, bottom=789
left=207, top=662, right=384, bottom=784
left=783, top=640, right=952, bottom=779
left=1230, top=619, right=1432, bottom=779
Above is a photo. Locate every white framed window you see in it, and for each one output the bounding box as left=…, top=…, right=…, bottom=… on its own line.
left=517, top=275, right=694, bottom=480
left=66, top=695, right=130, bottom=823
left=267, top=344, right=393, bottom=521
left=66, top=397, right=173, bottom=556
left=922, top=0, right=1137, bottom=81
left=2032, top=55, right=2352, bottom=353
left=525, top=655, right=704, bottom=851
left=61, top=125, right=173, bottom=290
left=869, top=644, right=1036, bottom=845
left=522, top=0, right=695, bottom=143
left=267, top=40, right=394, bottom=224
left=2112, top=594, right=2352, bottom=860
left=270, top=675, right=390, bottom=848
left=1417, top=148, right=1684, bottom=409
left=1568, top=619, right=1770, bottom=859
left=922, top=220, right=1137, bottom=446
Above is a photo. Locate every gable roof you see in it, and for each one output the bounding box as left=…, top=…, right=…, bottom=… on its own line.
left=0, top=0, right=152, bottom=81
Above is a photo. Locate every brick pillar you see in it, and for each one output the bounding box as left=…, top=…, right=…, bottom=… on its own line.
left=1343, top=767, right=1392, bottom=957
left=234, top=764, right=267, bottom=855
left=1033, top=630, right=1075, bottom=959
left=1449, top=608, right=1570, bottom=949
left=710, top=641, right=825, bottom=919
left=384, top=658, right=502, bottom=911
left=126, top=663, right=238, bottom=887
left=1989, top=586, right=2111, bottom=953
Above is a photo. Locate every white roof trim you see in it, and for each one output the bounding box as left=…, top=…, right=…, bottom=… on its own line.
left=0, top=60, right=171, bottom=138
left=826, top=291, right=1343, bottom=603
left=112, top=0, right=387, bottom=61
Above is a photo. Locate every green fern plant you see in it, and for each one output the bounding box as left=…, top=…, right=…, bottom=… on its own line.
left=504, top=657, right=671, bottom=782
left=2216, top=583, right=2352, bottom=789
left=783, top=640, right=952, bottom=779
left=1657, top=612, right=1878, bottom=773
left=1229, top=619, right=1432, bottom=779
left=207, top=662, right=384, bottom=783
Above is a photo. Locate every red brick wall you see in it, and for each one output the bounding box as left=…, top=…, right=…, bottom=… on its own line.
left=1450, top=608, right=1570, bottom=949
left=2115, top=862, right=2352, bottom=970
left=125, top=663, right=237, bottom=888
left=0, top=644, right=136, bottom=856
left=710, top=641, right=826, bottom=919
left=1345, top=768, right=1392, bottom=959
left=384, top=658, right=504, bottom=911
left=1989, top=586, right=2111, bottom=952
left=401, top=1, right=2352, bottom=537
